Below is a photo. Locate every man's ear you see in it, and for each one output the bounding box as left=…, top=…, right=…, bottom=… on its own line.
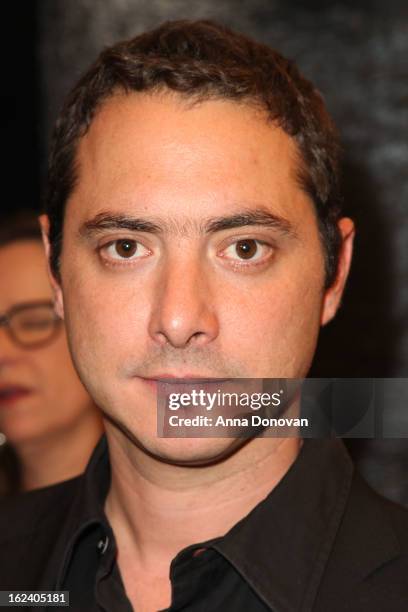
left=321, top=217, right=355, bottom=326
left=38, top=214, right=65, bottom=320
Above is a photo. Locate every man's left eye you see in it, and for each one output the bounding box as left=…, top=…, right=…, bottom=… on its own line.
left=221, top=239, right=271, bottom=263
left=102, top=239, right=150, bottom=261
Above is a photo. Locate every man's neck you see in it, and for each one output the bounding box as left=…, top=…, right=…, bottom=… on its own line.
left=105, top=427, right=301, bottom=576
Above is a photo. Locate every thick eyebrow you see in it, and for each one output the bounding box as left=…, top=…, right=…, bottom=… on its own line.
left=78, top=208, right=297, bottom=239
left=79, top=213, right=162, bottom=237
left=205, top=209, right=295, bottom=236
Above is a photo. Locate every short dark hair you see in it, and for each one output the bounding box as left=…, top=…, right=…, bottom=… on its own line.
left=45, top=19, right=343, bottom=287
left=0, top=210, right=41, bottom=248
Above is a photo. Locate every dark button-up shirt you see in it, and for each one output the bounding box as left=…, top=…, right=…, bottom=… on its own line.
left=60, top=435, right=354, bottom=612
left=1, top=437, right=408, bottom=611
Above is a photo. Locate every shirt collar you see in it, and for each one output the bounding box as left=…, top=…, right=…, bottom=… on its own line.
left=41, top=436, right=110, bottom=590
left=48, top=436, right=383, bottom=611
left=212, top=438, right=354, bottom=611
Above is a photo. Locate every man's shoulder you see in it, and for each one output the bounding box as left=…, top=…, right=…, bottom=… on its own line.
left=0, top=476, right=81, bottom=589
left=345, top=470, right=408, bottom=551
left=316, top=470, right=408, bottom=611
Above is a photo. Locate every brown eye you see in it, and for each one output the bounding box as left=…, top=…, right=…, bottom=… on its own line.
left=115, top=240, right=137, bottom=258
left=102, top=239, right=150, bottom=263
left=221, top=239, right=273, bottom=267
left=235, top=239, right=258, bottom=260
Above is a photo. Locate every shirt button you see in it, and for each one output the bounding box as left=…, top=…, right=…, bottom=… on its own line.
left=97, top=535, right=109, bottom=554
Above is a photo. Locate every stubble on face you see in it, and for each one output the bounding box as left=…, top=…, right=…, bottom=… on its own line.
left=54, top=91, right=329, bottom=465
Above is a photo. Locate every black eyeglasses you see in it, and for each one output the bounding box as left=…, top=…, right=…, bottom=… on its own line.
left=0, top=300, right=62, bottom=348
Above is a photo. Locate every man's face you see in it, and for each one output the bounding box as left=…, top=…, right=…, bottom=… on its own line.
left=43, top=92, right=352, bottom=464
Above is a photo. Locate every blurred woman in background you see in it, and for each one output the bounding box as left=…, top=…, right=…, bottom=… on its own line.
left=0, top=211, right=103, bottom=496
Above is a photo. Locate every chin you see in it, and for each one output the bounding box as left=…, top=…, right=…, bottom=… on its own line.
left=145, top=436, right=249, bottom=467
left=107, top=412, right=248, bottom=466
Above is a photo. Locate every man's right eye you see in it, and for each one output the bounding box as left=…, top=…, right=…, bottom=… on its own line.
left=101, top=239, right=150, bottom=262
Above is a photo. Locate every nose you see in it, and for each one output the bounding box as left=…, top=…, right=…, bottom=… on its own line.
left=148, top=255, right=219, bottom=349
left=0, top=326, right=22, bottom=371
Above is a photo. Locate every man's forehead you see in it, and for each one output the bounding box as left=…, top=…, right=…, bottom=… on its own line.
left=76, top=90, right=296, bottom=164
left=68, top=91, right=313, bottom=231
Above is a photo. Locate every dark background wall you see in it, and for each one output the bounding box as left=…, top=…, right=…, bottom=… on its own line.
left=4, top=1, right=408, bottom=503
left=2, top=2, right=39, bottom=213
